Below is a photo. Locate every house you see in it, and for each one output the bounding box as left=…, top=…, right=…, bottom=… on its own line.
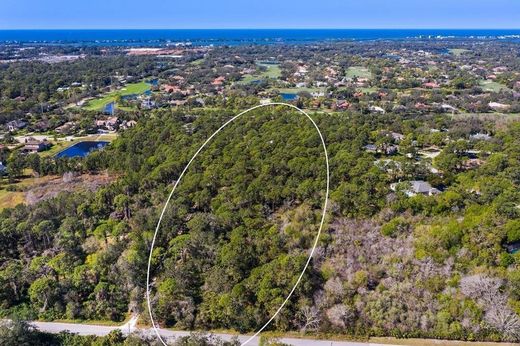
left=441, top=104, right=458, bottom=113
left=23, top=137, right=51, bottom=153
left=95, top=117, right=119, bottom=131
left=120, top=120, right=137, bottom=130
left=335, top=101, right=350, bottom=110
left=212, top=76, right=226, bottom=86
left=390, top=180, right=441, bottom=197
left=141, top=99, right=156, bottom=109
left=162, top=84, right=181, bottom=93
left=6, top=120, right=27, bottom=132
left=364, top=144, right=378, bottom=153
left=387, top=132, right=405, bottom=142
left=419, top=146, right=442, bottom=159
left=423, top=82, right=440, bottom=89
left=463, top=158, right=484, bottom=170
left=369, top=106, right=385, bottom=114
left=55, top=122, right=77, bottom=135
left=470, top=133, right=492, bottom=141
left=488, top=102, right=510, bottom=111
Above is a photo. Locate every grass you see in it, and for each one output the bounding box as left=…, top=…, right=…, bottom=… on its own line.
left=346, top=66, right=372, bottom=80
left=94, top=133, right=119, bottom=141
left=84, top=82, right=151, bottom=111
left=479, top=79, right=511, bottom=93
left=449, top=48, right=471, bottom=56
left=256, top=63, right=282, bottom=78
left=0, top=174, right=57, bottom=210
left=190, top=58, right=205, bottom=65
left=0, top=189, right=25, bottom=210
left=238, top=63, right=282, bottom=84
left=359, top=86, right=378, bottom=93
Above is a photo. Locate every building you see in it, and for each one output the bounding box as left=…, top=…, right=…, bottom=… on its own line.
left=6, top=120, right=27, bottom=132
left=470, top=133, right=492, bottom=141
left=55, top=122, right=77, bottom=135
left=95, top=117, right=119, bottom=131
left=23, top=137, right=51, bottom=153
left=391, top=180, right=441, bottom=197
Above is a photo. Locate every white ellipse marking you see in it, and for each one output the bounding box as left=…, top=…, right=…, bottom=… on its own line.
left=146, top=102, right=330, bottom=346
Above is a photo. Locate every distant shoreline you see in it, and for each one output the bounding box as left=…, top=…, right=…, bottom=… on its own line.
left=1, top=28, right=520, bottom=46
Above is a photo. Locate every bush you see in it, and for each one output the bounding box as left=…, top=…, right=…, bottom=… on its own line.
left=380, top=217, right=408, bottom=237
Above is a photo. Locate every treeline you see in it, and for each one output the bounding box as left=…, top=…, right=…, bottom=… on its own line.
left=0, top=108, right=518, bottom=342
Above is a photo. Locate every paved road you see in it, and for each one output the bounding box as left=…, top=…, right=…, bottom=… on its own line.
left=32, top=318, right=396, bottom=346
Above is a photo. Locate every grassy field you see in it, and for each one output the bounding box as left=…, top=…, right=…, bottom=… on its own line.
left=0, top=189, right=25, bottom=210
left=190, top=58, right=205, bottom=65
left=84, top=82, right=150, bottom=111
left=239, top=63, right=282, bottom=84
left=479, top=80, right=510, bottom=93
left=449, top=48, right=471, bottom=56
left=0, top=174, right=57, bottom=209
left=346, top=66, right=372, bottom=80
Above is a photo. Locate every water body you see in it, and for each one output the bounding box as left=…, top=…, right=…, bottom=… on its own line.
left=1, top=29, right=520, bottom=46
left=56, top=141, right=109, bottom=158
left=103, top=102, right=115, bottom=115
left=281, top=93, right=298, bottom=101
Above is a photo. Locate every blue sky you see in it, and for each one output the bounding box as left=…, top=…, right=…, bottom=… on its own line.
left=1, top=0, right=519, bottom=29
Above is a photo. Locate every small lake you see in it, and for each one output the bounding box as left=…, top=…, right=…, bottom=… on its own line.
left=281, top=93, right=298, bottom=101
left=104, top=102, right=115, bottom=114
left=56, top=141, right=109, bottom=158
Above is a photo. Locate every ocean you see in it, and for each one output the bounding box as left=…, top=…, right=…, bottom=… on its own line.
left=1, top=29, right=519, bottom=46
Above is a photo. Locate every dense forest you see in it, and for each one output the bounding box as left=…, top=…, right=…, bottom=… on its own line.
left=0, top=106, right=519, bottom=343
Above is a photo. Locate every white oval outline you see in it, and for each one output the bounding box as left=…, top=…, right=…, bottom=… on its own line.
left=146, top=102, right=330, bottom=346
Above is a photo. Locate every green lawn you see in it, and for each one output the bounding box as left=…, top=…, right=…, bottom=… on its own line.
left=190, top=58, right=205, bottom=65
left=84, top=82, right=151, bottom=111
left=449, top=48, right=471, bottom=56
left=238, top=63, right=282, bottom=84
left=346, top=66, right=372, bottom=80
left=479, top=79, right=510, bottom=93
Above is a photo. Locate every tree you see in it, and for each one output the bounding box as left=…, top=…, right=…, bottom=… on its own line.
left=28, top=276, right=59, bottom=313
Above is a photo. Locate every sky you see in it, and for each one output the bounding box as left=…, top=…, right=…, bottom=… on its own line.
left=1, top=0, right=520, bottom=29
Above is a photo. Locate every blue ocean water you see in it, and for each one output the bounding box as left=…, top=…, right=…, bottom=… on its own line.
left=1, top=29, right=519, bottom=46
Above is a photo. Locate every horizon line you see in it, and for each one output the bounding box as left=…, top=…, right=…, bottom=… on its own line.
left=1, top=27, right=520, bottom=31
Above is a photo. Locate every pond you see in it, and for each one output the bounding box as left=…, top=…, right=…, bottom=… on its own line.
left=56, top=141, right=109, bottom=158
left=281, top=93, right=298, bottom=101
left=103, top=102, right=115, bottom=115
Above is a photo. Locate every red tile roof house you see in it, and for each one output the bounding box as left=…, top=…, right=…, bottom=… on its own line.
left=212, top=76, right=226, bottom=86
left=162, top=84, right=181, bottom=93
left=423, top=82, right=440, bottom=89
